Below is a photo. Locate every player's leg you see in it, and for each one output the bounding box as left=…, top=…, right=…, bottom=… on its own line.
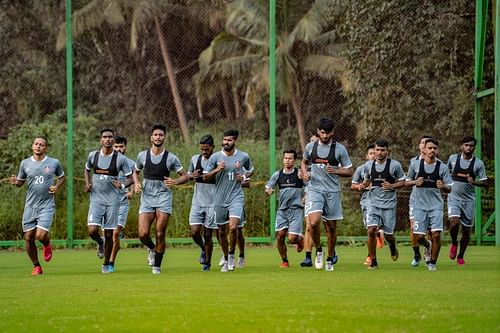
left=448, top=216, right=460, bottom=259
left=110, top=225, right=123, bottom=266
left=237, top=227, right=245, bottom=267
left=191, top=224, right=205, bottom=262
left=214, top=206, right=230, bottom=271
left=300, top=215, right=314, bottom=267
left=324, top=220, right=337, bottom=267
left=138, top=211, right=156, bottom=265
left=35, top=207, right=54, bottom=262
left=87, top=203, right=105, bottom=259
left=203, top=227, right=215, bottom=271
left=276, top=229, right=288, bottom=267
left=152, top=210, right=170, bottom=272
left=456, top=200, right=474, bottom=265
left=383, top=208, right=398, bottom=261
left=367, top=225, right=378, bottom=267
left=457, top=225, right=471, bottom=264
left=24, top=228, right=42, bottom=274
left=227, top=217, right=240, bottom=271
left=189, top=207, right=205, bottom=252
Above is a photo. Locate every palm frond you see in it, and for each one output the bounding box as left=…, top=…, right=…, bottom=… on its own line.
left=225, top=0, right=267, bottom=41
left=303, top=54, right=352, bottom=91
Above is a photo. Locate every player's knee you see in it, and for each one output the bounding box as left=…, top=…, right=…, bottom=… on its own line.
left=367, top=227, right=377, bottom=237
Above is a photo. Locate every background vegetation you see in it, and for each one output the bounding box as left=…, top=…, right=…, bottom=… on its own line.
left=0, top=0, right=495, bottom=241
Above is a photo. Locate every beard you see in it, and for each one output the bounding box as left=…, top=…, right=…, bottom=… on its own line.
left=223, top=143, right=235, bottom=152
left=153, top=141, right=164, bottom=148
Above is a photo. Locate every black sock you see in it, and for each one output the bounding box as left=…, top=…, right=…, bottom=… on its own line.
left=144, top=239, right=155, bottom=250
left=430, top=259, right=437, bottom=265
left=109, top=261, right=114, bottom=267
left=228, top=249, right=235, bottom=255
left=371, top=258, right=378, bottom=266
left=91, top=234, right=104, bottom=246
left=305, top=251, right=312, bottom=259
left=316, top=247, right=322, bottom=253
left=33, top=262, right=41, bottom=267
left=239, top=253, right=245, bottom=258
left=452, top=240, right=459, bottom=246
left=412, top=246, right=421, bottom=257
left=327, top=256, right=333, bottom=262
left=154, top=251, right=164, bottom=267
left=282, top=257, right=288, bottom=263
left=389, top=243, right=397, bottom=255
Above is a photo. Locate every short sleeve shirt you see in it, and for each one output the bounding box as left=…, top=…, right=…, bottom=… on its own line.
left=447, top=154, right=487, bottom=201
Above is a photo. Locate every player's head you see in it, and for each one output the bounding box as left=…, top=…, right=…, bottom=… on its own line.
left=424, top=138, right=439, bottom=159
left=374, top=139, right=389, bottom=161
left=100, top=128, right=114, bottom=148
left=461, top=135, right=476, bottom=156
left=283, top=148, right=297, bottom=169
left=316, top=117, right=334, bottom=144
left=418, top=135, right=433, bottom=153
left=199, top=134, right=215, bottom=158
left=366, top=143, right=376, bottom=161
left=113, top=135, right=127, bottom=154
left=309, top=133, right=319, bottom=143
left=222, top=129, right=238, bottom=152
left=150, top=124, right=166, bottom=148
left=32, top=136, right=48, bottom=156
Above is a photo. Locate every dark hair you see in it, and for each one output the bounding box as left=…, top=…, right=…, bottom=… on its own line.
left=424, top=138, right=439, bottom=147
left=419, top=134, right=433, bottom=142
left=318, top=117, right=334, bottom=132
left=199, top=134, right=214, bottom=145
left=34, top=136, right=48, bottom=146
left=223, top=129, right=239, bottom=139
left=462, top=135, right=477, bottom=145
left=151, top=124, right=166, bottom=134
left=375, top=139, right=389, bottom=148
left=283, top=148, right=297, bottom=159
left=100, top=128, right=114, bottom=136
left=366, top=144, right=375, bottom=151
left=114, top=135, right=127, bottom=145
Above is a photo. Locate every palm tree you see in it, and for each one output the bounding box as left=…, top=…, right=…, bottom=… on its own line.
left=57, top=0, right=226, bottom=143
left=195, top=0, right=351, bottom=149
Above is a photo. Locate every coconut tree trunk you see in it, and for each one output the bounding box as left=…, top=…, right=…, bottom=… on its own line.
left=290, top=83, right=306, bottom=151
left=154, top=16, right=190, bottom=143
left=232, top=87, right=241, bottom=119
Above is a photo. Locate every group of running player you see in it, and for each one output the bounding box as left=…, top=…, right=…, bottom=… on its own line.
left=11, top=117, right=487, bottom=275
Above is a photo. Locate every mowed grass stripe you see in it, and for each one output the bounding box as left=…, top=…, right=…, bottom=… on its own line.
left=1, top=246, right=499, bottom=332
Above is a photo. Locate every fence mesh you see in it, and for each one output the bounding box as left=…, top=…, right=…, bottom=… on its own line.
left=0, top=0, right=495, bottom=243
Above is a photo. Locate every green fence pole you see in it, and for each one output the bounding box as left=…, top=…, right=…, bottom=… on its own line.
left=66, top=0, right=74, bottom=248
left=268, top=0, right=277, bottom=242
left=495, top=0, right=500, bottom=246
left=474, top=0, right=488, bottom=245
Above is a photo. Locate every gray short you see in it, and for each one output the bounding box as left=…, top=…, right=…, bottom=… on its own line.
left=117, top=202, right=130, bottom=228
left=367, top=206, right=396, bottom=234
left=448, top=197, right=474, bottom=227
left=275, top=207, right=304, bottom=235
left=189, top=205, right=217, bottom=229
left=305, top=190, right=343, bottom=221
left=139, top=192, right=172, bottom=215
left=409, top=205, right=415, bottom=220
left=214, top=200, right=244, bottom=225
left=413, top=208, right=443, bottom=234
left=88, top=202, right=119, bottom=230
left=22, top=206, right=55, bottom=232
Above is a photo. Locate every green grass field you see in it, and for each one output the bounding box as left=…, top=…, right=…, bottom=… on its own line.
left=1, top=246, right=499, bottom=333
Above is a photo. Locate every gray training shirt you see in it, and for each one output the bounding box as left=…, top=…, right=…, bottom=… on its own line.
left=352, top=164, right=370, bottom=207
left=406, top=159, right=453, bottom=211
left=17, top=156, right=64, bottom=208
left=447, top=153, right=487, bottom=201
left=363, top=159, right=405, bottom=209
left=188, top=154, right=215, bottom=208
left=303, top=141, right=352, bottom=194
left=266, top=169, right=304, bottom=210
left=85, top=150, right=132, bottom=205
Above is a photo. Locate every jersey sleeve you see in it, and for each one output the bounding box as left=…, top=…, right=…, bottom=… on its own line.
left=440, top=164, right=454, bottom=186
left=85, top=151, right=95, bottom=171
left=118, top=155, right=132, bottom=176
left=243, top=154, right=254, bottom=174
left=135, top=151, right=145, bottom=171
left=338, top=144, right=352, bottom=168
left=265, top=171, right=279, bottom=189
left=303, top=142, right=313, bottom=161
left=204, top=154, right=218, bottom=173
left=55, top=160, right=65, bottom=178
left=394, top=161, right=406, bottom=180
left=187, top=156, right=196, bottom=175
left=406, top=161, right=417, bottom=180
left=168, top=153, right=184, bottom=173
left=17, top=160, right=27, bottom=180
left=352, top=165, right=363, bottom=184
left=475, top=160, right=488, bottom=181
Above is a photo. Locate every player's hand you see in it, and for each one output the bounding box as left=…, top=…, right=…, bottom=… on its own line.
left=217, top=160, right=225, bottom=171
left=9, top=175, right=16, bottom=185
left=436, top=179, right=444, bottom=189
left=235, top=173, right=244, bottom=183
left=126, top=191, right=133, bottom=200
left=191, top=169, right=201, bottom=179
left=265, top=187, right=273, bottom=195
left=326, top=164, right=335, bottom=174
left=358, top=183, right=365, bottom=191
left=84, top=183, right=92, bottom=192
left=382, top=180, right=392, bottom=190
left=467, top=176, right=474, bottom=184
left=134, top=182, right=142, bottom=194
left=164, top=176, right=174, bottom=187
left=111, top=179, right=122, bottom=189
left=415, top=177, right=424, bottom=187
left=303, top=171, right=311, bottom=182
left=48, top=185, right=57, bottom=194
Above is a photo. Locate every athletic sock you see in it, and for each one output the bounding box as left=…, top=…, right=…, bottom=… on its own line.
left=239, top=253, right=245, bottom=258
left=282, top=257, right=288, bottom=263
left=430, top=259, right=437, bottom=265
left=305, top=251, right=312, bottom=259
left=109, top=261, right=114, bottom=267
left=316, top=247, right=323, bottom=253
left=389, top=243, right=397, bottom=255
left=144, top=239, right=155, bottom=250
left=90, top=234, right=104, bottom=246
left=154, top=251, right=164, bottom=267
left=412, top=246, right=421, bottom=257
left=326, top=256, right=333, bottom=262
left=34, top=262, right=41, bottom=267
left=228, top=249, right=235, bottom=255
